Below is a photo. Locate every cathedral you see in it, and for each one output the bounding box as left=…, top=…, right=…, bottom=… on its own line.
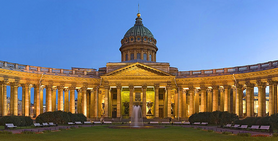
left=0, top=12, right=277, bottom=120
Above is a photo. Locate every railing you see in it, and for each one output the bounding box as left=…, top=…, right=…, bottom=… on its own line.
left=0, top=60, right=98, bottom=78
left=178, top=60, right=278, bottom=77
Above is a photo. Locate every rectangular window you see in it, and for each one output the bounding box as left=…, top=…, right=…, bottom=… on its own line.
left=143, top=53, right=147, bottom=60
left=149, top=54, right=152, bottom=61
left=137, top=53, right=141, bottom=59
left=125, top=54, right=128, bottom=61
left=159, top=94, right=163, bottom=100
left=130, top=53, right=134, bottom=60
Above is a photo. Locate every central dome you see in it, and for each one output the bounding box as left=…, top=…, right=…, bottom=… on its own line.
left=120, top=13, right=158, bottom=62
left=124, top=16, right=154, bottom=38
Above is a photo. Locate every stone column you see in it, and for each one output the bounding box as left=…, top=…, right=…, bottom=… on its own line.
left=224, top=85, right=231, bottom=112
left=104, top=85, right=109, bottom=117
left=40, top=86, right=44, bottom=114
left=0, top=82, right=2, bottom=116
left=77, top=89, right=82, bottom=113
left=45, top=85, right=52, bottom=112
left=200, top=86, right=207, bottom=112
left=246, top=82, right=254, bottom=117
left=1, top=81, right=8, bottom=116
left=232, top=87, right=236, bottom=114
left=154, top=84, right=159, bottom=118
left=57, top=86, right=64, bottom=111
left=129, top=85, right=134, bottom=117
left=86, top=91, right=90, bottom=117
left=89, top=89, right=95, bottom=118
left=82, top=87, right=87, bottom=116
left=64, top=88, right=69, bottom=112
left=207, top=88, right=212, bottom=112
left=268, top=80, right=277, bottom=116
left=182, top=89, right=187, bottom=118
left=11, top=82, right=19, bottom=116
left=166, top=85, right=172, bottom=118
left=34, top=84, right=40, bottom=117
left=175, top=89, right=178, bottom=117
left=212, top=86, right=219, bottom=112
left=69, top=86, right=76, bottom=114
left=257, top=81, right=266, bottom=117
left=116, top=84, right=121, bottom=118
left=236, top=84, right=243, bottom=117
left=52, top=87, right=57, bottom=111
left=188, top=87, right=194, bottom=117
left=178, top=87, right=182, bottom=119
left=10, top=84, right=14, bottom=115
left=142, top=85, right=147, bottom=117
left=94, top=87, right=99, bottom=118
left=194, top=89, right=199, bottom=113
left=22, top=83, right=30, bottom=116
left=219, top=87, right=224, bottom=111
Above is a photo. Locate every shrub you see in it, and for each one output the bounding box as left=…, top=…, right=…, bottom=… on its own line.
left=21, top=131, right=34, bottom=134
left=222, top=131, right=232, bottom=135
left=36, top=111, right=86, bottom=125
left=0, top=116, right=33, bottom=127
left=237, top=133, right=251, bottom=137
left=189, top=111, right=238, bottom=125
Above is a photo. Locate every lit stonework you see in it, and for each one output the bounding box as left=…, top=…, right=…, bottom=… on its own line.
left=0, top=13, right=277, bottom=120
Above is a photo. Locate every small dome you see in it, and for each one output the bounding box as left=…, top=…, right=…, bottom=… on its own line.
left=124, top=13, right=154, bottom=38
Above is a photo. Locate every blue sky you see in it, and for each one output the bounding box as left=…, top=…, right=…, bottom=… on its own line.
left=1, top=0, right=277, bottom=102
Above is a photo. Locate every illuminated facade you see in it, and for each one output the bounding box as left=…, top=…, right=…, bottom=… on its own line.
left=0, top=13, right=277, bottom=120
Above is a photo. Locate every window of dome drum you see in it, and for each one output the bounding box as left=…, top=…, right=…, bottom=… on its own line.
left=131, top=38, right=133, bottom=41
left=144, top=38, right=146, bottom=41
left=143, top=53, right=147, bottom=60
left=130, top=53, right=134, bottom=60
left=137, top=38, right=140, bottom=41
left=149, top=54, right=152, bottom=61
left=137, top=53, right=141, bottom=59
left=125, top=54, right=128, bottom=61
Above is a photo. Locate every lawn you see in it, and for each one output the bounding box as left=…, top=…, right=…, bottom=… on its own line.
left=0, top=126, right=276, bottom=141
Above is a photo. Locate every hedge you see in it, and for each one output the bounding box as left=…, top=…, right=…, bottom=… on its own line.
left=35, top=111, right=86, bottom=124
left=189, top=111, right=238, bottom=126
left=0, top=116, right=33, bottom=127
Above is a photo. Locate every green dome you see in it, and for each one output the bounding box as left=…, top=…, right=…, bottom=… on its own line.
left=124, top=15, right=154, bottom=38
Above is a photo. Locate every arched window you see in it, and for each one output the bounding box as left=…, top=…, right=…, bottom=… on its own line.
left=143, top=53, right=147, bottom=60
left=137, top=53, right=141, bottom=59
left=149, top=54, right=152, bottom=61
left=130, top=53, right=134, bottom=60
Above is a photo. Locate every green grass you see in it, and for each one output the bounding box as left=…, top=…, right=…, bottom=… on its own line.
left=0, top=126, right=275, bottom=141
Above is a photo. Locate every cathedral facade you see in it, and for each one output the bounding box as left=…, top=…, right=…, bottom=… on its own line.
left=0, top=13, right=278, bottom=120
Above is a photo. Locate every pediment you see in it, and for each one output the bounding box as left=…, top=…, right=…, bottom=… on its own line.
left=104, top=63, right=172, bottom=77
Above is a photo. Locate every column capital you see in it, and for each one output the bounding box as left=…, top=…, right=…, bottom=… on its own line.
left=129, top=85, right=134, bottom=89
left=104, top=85, right=109, bottom=90
left=57, top=86, right=64, bottom=90
left=245, top=81, right=255, bottom=88
left=200, top=86, right=207, bottom=90
left=81, top=86, right=87, bottom=91
left=206, top=88, right=212, bottom=92
left=211, top=85, right=219, bottom=89
left=267, top=79, right=277, bottom=85
left=223, top=85, right=231, bottom=89
left=69, top=86, right=76, bottom=90
left=116, top=84, right=121, bottom=89
left=45, top=85, right=53, bottom=89
left=256, top=80, right=266, bottom=88
left=76, top=89, right=81, bottom=93
left=142, top=85, right=147, bottom=89
left=154, top=84, right=160, bottom=89
left=64, top=88, right=69, bottom=92
left=21, top=83, right=30, bottom=88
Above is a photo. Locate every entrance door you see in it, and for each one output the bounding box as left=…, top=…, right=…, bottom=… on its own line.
left=112, top=108, right=117, bottom=118
left=159, top=108, right=163, bottom=118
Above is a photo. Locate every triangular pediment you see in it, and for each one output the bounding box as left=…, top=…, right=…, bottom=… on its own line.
left=104, top=63, right=172, bottom=77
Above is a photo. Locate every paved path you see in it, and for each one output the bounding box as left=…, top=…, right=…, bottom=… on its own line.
left=180, top=125, right=272, bottom=136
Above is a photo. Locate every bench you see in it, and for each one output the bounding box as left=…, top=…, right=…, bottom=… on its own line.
left=161, top=122, right=171, bottom=124
left=183, top=122, right=190, bottom=125
left=34, top=123, right=42, bottom=127
left=5, top=123, right=17, bottom=129
left=259, top=125, right=270, bottom=131
left=193, top=122, right=201, bottom=125
left=49, top=122, right=55, bottom=126
left=232, top=124, right=240, bottom=128
left=42, top=123, right=49, bottom=127
left=84, top=121, right=92, bottom=124
left=103, top=121, right=112, bottom=124
left=201, top=122, right=208, bottom=126
left=224, top=124, right=232, bottom=128
left=173, top=122, right=182, bottom=125
left=75, top=121, right=82, bottom=125
left=239, top=125, right=248, bottom=129
left=149, top=121, right=159, bottom=124
left=249, top=125, right=260, bottom=130
left=68, top=122, right=75, bottom=125
left=93, top=121, right=102, bottom=124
